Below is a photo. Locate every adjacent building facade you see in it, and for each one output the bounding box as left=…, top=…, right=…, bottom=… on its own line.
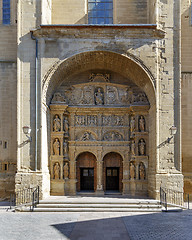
left=0, top=0, right=191, bottom=199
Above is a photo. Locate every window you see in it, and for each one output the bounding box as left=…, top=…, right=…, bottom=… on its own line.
left=88, top=0, right=113, bottom=24
left=3, top=0, right=11, bottom=25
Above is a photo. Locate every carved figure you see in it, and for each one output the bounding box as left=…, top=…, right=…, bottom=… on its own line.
left=81, top=132, right=91, bottom=141
left=103, top=131, right=123, bottom=141
left=54, top=162, right=60, bottom=180
left=138, top=93, right=148, bottom=103
left=64, top=117, right=69, bottom=135
left=53, top=138, right=60, bottom=155
left=53, top=115, right=61, bottom=132
left=139, top=139, right=145, bottom=155
left=130, top=162, right=135, bottom=180
left=139, top=163, right=145, bottom=180
left=130, top=116, right=135, bottom=133
left=64, top=162, right=69, bottom=179
left=51, top=92, right=67, bottom=103
left=139, top=116, right=145, bottom=132
left=95, top=88, right=104, bottom=105
left=131, top=140, right=135, bottom=155
left=63, top=141, right=68, bottom=157
left=128, top=87, right=134, bottom=104
left=106, top=86, right=118, bottom=104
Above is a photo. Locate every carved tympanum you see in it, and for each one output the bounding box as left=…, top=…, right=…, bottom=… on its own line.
left=51, top=92, right=67, bottom=104
left=103, top=131, right=123, bottom=141
left=54, top=162, right=60, bottom=180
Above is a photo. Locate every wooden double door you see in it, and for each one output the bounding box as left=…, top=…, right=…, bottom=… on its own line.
left=80, top=168, right=94, bottom=190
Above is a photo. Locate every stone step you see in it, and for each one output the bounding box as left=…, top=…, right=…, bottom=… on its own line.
left=36, top=203, right=162, bottom=209
left=19, top=207, right=162, bottom=212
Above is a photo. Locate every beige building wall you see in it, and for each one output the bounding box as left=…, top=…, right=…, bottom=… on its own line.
left=181, top=0, right=192, bottom=194
left=0, top=0, right=17, bottom=198
left=52, top=0, right=149, bottom=24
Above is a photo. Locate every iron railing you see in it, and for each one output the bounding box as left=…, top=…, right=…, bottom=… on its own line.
left=10, top=186, right=39, bottom=211
left=160, top=187, right=192, bottom=211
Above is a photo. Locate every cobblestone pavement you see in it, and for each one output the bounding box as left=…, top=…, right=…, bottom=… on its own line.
left=1, top=203, right=192, bottom=240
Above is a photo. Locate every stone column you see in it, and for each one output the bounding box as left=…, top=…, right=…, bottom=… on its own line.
left=96, top=150, right=104, bottom=195
left=122, top=150, right=130, bottom=195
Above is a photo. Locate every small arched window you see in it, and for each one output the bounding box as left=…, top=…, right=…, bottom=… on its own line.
left=3, top=0, right=10, bottom=25
left=88, top=0, right=113, bottom=24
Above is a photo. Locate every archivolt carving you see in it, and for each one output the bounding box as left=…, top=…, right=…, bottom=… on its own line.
left=103, top=131, right=124, bottom=141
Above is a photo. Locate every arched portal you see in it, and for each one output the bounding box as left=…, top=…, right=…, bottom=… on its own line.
left=103, top=152, right=123, bottom=192
left=76, top=152, right=97, bottom=192
left=43, top=51, right=156, bottom=197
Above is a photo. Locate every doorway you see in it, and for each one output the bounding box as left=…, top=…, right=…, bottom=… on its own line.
left=106, top=167, right=119, bottom=190
left=80, top=168, right=94, bottom=190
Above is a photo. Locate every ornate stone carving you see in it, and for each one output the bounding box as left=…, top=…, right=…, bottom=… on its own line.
left=53, top=138, right=60, bottom=155
left=75, top=115, right=97, bottom=126
left=106, top=86, right=118, bottom=104
left=138, top=139, right=145, bottom=155
left=131, top=140, right=136, bottom=155
left=130, top=116, right=136, bottom=133
left=139, top=162, right=145, bottom=180
left=77, top=131, right=96, bottom=141
left=103, top=131, right=123, bottom=141
left=130, top=162, right=136, bottom=180
left=136, top=93, right=148, bottom=103
left=63, top=162, right=69, bottom=179
left=63, top=140, right=68, bottom=158
left=81, top=86, right=94, bottom=105
left=51, top=92, right=67, bottom=104
left=64, top=117, right=69, bottom=136
left=102, top=115, right=124, bottom=126
left=54, top=162, right=60, bottom=180
left=89, top=73, right=110, bottom=82
left=95, top=88, right=104, bottom=105
left=139, top=115, right=145, bottom=132
left=53, top=115, right=61, bottom=132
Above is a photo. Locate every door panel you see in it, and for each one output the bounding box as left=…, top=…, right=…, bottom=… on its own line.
left=106, top=167, right=119, bottom=190
left=80, top=168, right=94, bottom=190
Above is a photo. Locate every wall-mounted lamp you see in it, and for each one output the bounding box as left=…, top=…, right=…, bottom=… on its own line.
left=168, top=126, right=177, bottom=143
left=23, top=126, right=32, bottom=142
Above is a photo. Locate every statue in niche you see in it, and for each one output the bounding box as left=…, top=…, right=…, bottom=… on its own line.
left=138, top=139, right=145, bottom=155
left=63, top=162, right=69, bottom=179
left=95, top=88, right=104, bottom=105
left=130, top=162, right=135, bottom=180
left=54, top=162, right=60, bottom=180
left=139, top=163, right=145, bottom=180
left=131, top=140, right=136, bottom=155
left=53, top=115, right=61, bottom=132
left=53, top=138, right=60, bottom=155
left=139, top=116, right=145, bottom=132
left=51, top=92, right=67, bottom=104
left=64, top=117, right=69, bottom=136
left=63, top=141, right=68, bottom=158
left=106, top=86, right=118, bottom=104
left=130, top=116, right=135, bottom=133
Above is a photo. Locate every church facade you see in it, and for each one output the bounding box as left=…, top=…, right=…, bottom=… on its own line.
left=0, top=0, right=191, bottom=200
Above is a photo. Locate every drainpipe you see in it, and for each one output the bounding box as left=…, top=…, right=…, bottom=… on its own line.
left=31, top=32, right=38, bottom=172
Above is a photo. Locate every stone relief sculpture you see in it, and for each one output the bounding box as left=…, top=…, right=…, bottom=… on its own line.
left=130, top=116, right=136, bottom=133
left=63, top=162, right=69, bottom=179
left=75, top=115, right=97, bottom=126
left=64, top=117, right=69, bottom=136
left=81, top=86, right=94, bottom=105
left=53, top=138, right=60, bottom=155
left=63, top=141, right=68, bottom=158
left=138, top=139, right=146, bottom=155
left=51, top=92, right=67, bottom=104
left=53, top=115, right=61, bottom=132
left=102, top=115, right=124, bottom=126
left=89, top=73, right=110, bottom=82
left=139, top=116, right=145, bottom=132
left=95, top=88, right=104, bottom=105
left=103, top=131, right=123, bottom=141
left=54, top=162, right=60, bottom=180
left=131, top=140, right=136, bottom=155
left=130, top=162, right=136, bottom=180
left=137, top=93, right=148, bottom=103
left=106, top=86, right=118, bottom=104
left=78, top=131, right=96, bottom=141
left=139, top=163, right=145, bottom=180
